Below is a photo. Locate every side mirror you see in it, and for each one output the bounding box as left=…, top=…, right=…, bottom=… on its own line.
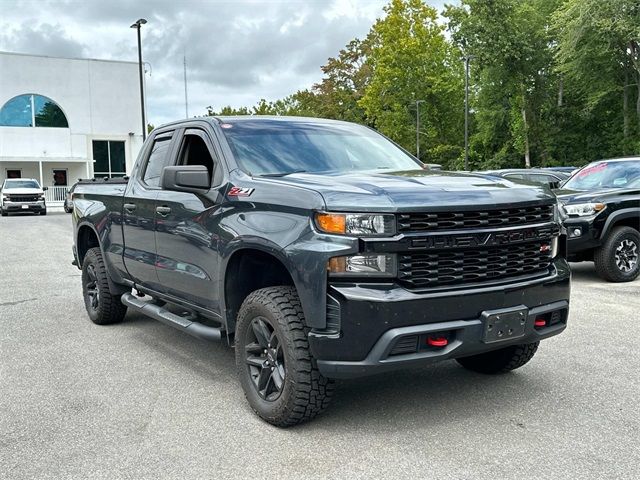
left=43, top=186, right=48, bottom=191
left=161, top=165, right=210, bottom=193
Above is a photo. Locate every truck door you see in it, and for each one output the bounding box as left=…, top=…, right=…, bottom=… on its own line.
left=122, top=130, right=176, bottom=290
left=154, top=128, right=225, bottom=313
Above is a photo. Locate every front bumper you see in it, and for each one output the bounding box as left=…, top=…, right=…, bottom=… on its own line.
left=311, top=258, right=571, bottom=379
left=564, top=218, right=601, bottom=258
left=2, top=201, right=46, bottom=212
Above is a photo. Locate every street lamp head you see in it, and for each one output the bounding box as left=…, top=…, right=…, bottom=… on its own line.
left=130, top=18, right=147, bottom=28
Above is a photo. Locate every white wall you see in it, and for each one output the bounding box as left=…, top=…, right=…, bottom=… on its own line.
left=0, top=51, right=144, bottom=181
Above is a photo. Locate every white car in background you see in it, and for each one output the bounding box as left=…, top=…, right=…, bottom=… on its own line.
left=0, top=178, right=47, bottom=216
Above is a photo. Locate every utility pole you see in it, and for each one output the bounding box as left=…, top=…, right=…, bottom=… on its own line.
left=464, top=55, right=471, bottom=171
left=130, top=18, right=148, bottom=140
left=415, top=99, right=425, bottom=160
left=183, top=53, right=189, bottom=118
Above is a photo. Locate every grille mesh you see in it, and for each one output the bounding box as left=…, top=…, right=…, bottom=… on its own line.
left=398, top=242, right=552, bottom=289
left=8, top=194, right=39, bottom=202
left=398, top=205, right=554, bottom=232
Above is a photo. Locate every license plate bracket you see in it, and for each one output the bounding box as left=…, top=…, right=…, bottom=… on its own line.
left=21, top=204, right=29, bottom=209
left=481, top=307, right=528, bottom=343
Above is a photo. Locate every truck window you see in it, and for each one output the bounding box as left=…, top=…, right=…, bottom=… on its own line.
left=143, top=136, right=173, bottom=187
left=177, top=133, right=215, bottom=181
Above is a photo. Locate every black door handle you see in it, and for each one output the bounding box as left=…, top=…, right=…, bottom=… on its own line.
left=156, top=206, right=172, bottom=216
left=123, top=203, right=136, bottom=213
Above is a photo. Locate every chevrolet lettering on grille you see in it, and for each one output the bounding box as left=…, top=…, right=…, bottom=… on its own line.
left=410, top=226, right=557, bottom=250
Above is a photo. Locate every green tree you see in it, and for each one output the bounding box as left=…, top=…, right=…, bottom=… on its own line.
left=360, top=0, right=464, bottom=166
left=446, top=0, right=563, bottom=168
left=554, top=0, right=640, bottom=153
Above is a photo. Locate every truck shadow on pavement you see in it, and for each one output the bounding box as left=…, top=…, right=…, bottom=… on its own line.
left=120, top=310, right=554, bottom=430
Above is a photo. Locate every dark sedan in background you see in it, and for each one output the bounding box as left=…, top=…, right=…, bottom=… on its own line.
left=482, top=168, right=572, bottom=189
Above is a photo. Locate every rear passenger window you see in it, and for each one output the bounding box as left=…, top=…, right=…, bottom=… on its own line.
left=143, top=136, right=173, bottom=187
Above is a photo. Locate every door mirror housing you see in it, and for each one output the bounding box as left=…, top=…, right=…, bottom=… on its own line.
left=161, top=165, right=210, bottom=193
left=43, top=186, right=48, bottom=191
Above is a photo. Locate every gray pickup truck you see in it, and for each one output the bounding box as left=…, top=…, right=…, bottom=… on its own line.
left=72, top=116, right=570, bottom=426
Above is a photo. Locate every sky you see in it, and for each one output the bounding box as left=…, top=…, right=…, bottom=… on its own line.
left=0, top=0, right=449, bottom=126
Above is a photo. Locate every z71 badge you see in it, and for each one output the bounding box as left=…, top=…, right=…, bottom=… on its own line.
left=228, top=186, right=255, bottom=197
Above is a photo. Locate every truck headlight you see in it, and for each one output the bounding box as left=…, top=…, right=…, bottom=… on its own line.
left=315, top=213, right=395, bottom=236
left=327, top=254, right=396, bottom=277
left=562, top=202, right=605, bottom=217
left=38, top=195, right=45, bottom=201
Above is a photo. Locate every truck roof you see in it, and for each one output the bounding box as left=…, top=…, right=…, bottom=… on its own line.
left=156, top=115, right=357, bottom=130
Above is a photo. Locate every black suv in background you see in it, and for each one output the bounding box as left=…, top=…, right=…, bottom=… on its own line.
left=557, top=157, right=640, bottom=282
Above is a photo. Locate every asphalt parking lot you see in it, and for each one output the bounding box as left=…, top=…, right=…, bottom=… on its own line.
left=1, top=213, right=638, bottom=479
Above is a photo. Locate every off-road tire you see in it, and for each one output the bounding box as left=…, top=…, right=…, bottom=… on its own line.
left=456, top=342, right=539, bottom=374
left=594, top=226, right=640, bottom=282
left=1, top=209, right=7, bottom=217
left=81, top=247, right=127, bottom=325
left=235, top=286, right=335, bottom=427
left=40, top=209, right=47, bottom=216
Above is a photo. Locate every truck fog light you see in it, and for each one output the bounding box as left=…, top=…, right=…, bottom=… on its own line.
left=570, top=228, right=582, bottom=238
left=327, top=254, right=396, bottom=277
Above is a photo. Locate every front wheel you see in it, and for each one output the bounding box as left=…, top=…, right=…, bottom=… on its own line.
left=235, top=286, right=335, bottom=427
left=594, top=226, right=640, bottom=282
left=456, top=342, right=539, bottom=374
left=1, top=209, right=7, bottom=217
left=40, top=209, right=47, bottom=216
left=81, top=247, right=127, bottom=325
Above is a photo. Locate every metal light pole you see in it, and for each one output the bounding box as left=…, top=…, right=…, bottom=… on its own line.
left=464, top=55, right=472, bottom=171
left=130, top=18, right=148, bottom=141
left=415, top=99, right=425, bottom=161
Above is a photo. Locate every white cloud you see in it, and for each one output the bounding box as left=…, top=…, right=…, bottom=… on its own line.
left=0, top=0, right=452, bottom=125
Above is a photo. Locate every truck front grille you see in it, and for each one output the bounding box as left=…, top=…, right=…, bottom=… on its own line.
left=398, top=241, right=553, bottom=289
left=8, top=194, right=39, bottom=202
left=398, top=204, right=554, bottom=232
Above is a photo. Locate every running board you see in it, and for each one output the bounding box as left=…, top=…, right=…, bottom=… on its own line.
left=121, top=292, right=222, bottom=342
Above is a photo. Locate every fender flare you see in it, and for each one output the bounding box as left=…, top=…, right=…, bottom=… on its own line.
left=600, top=208, right=640, bottom=239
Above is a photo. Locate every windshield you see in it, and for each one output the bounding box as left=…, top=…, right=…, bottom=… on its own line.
left=563, top=160, right=640, bottom=190
left=220, top=119, right=421, bottom=176
left=3, top=180, right=40, bottom=189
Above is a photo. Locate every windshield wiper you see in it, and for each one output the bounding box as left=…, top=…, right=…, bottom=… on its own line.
left=258, top=170, right=308, bottom=177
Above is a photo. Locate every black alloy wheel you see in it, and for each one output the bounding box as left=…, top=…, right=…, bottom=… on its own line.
left=84, top=263, right=100, bottom=312
left=244, top=317, right=286, bottom=401
left=594, top=226, right=640, bottom=282
left=615, top=238, right=638, bottom=273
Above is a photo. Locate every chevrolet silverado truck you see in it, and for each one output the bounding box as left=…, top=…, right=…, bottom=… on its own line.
left=557, top=157, right=640, bottom=282
left=1, top=178, right=47, bottom=216
left=72, top=116, right=570, bottom=427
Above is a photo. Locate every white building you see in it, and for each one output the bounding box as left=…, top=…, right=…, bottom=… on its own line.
left=0, top=51, right=144, bottom=206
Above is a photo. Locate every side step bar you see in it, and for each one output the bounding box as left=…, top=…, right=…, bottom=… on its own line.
left=121, top=292, right=222, bottom=342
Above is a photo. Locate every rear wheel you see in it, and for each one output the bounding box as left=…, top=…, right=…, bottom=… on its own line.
left=456, top=342, right=539, bottom=374
left=594, top=226, right=640, bottom=282
left=235, top=286, right=334, bottom=427
left=81, top=247, right=127, bottom=325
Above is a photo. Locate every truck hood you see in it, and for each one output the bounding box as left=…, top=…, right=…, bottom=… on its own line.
left=266, top=170, right=555, bottom=211
left=555, top=187, right=639, bottom=204
left=2, top=188, right=43, bottom=195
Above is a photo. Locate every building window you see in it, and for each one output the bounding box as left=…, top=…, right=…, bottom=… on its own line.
left=6, top=169, right=22, bottom=179
left=0, top=94, right=69, bottom=128
left=93, top=140, right=126, bottom=178
left=53, top=169, right=68, bottom=186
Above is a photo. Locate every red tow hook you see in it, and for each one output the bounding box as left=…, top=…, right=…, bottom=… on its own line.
left=534, top=318, right=547, bottom=328
left=427, top=336, right=448, bottom=347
